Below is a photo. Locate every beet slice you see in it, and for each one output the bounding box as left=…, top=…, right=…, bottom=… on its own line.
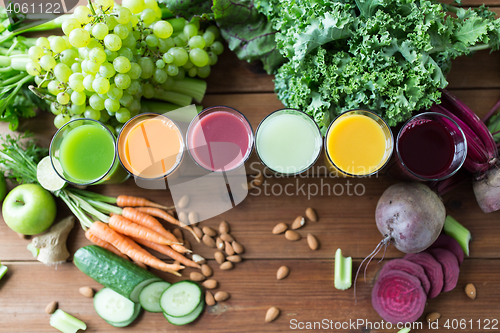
left=379, top=259, right=431, bottom=295
left=429, top=234, right=464, bottom=265
left=426, top=248, right=460, bottom=293
left=404, top=252, right=444, bottom=298
left=372, top=270, right=426, bottom=324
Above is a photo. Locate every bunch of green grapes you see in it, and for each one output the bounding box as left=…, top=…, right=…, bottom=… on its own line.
left=25, top=0, right=223, bottom=132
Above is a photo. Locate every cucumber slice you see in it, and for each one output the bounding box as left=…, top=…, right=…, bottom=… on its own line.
left=160, top=281, right=202, bottom=317
left=140, top=281, right=171, bottom=313
left=74, top=245, right=161, bottom=302
left=164, top=300, right=204, bottom=326
left=94, top=288, right=136, bottom=323
left=105, top=303, right=142, bottom=327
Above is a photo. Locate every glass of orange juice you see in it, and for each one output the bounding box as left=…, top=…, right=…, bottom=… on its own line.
left=117, top=113, right=185, bottom=180
left=325, top=110, right=393, bottom=177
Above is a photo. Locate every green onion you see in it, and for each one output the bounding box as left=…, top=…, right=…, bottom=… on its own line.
left=334, top=248, right=352, bottom=290
left=444, top=215, right=471, bottom=256
left=50, top=309, right=87, bottom=333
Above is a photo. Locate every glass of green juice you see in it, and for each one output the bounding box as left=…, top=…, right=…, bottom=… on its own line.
left=255, top=109, right=323, bottom=175
left=50, top=119, right=129, bottom=185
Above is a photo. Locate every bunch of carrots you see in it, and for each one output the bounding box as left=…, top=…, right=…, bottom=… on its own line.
left=64, top=189, right=201, bottom=276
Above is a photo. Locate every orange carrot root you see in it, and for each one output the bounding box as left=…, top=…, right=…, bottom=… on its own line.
left=85, top=229, right=129, bottom=261
left=117, top=195, right=174, bottom=210
left=108, top=214, right=178, bottom=246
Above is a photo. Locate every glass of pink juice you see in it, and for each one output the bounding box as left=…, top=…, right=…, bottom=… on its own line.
left=187, top=106, right=254, bottom=172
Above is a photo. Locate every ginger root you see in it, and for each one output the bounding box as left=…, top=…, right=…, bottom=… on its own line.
left=31, top=216, right=75, bottom=265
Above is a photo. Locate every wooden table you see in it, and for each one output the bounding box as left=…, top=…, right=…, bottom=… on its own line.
left=2, top=9, right=500, bottom=332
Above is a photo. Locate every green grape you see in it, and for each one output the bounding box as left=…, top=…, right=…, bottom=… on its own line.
left=93, top=76, right=110, bottom=94
left=166, top=64, right=178, bottom=76
left=83, top=74, right=95, bottom=92
left=71, top=91, right=86, bottom=105
left=138, top=57, right=154, bottom=78
left=145, top=34, right=158, bottom=47
left=153, top=21, right=173, bottom=39
left=114, top=73, right=131, bottom=89
left=118, top=48, right=134, bottom=61
left=104, top=34, right=122, bottom=51
left=61, top=36, right=72, bottom=49
left=114, top=24, right=130, bottom=39
left=202, top=31, right=215, bottom=46
left=187, top=67, right=197, bottom=77
left=99, top=62, right=115, bottom=78
left=174, top=67, right=185, bottom=80
left=98, top=92, right=108, bottom=99
left=183, top=59, right=193, bottom=70
left=130, top=13, right=139, bottom=26
left=105, top=15, right=119, bottom=30
left=70, top=115, right=83, bottom=121
left=70, top=103, right=86, bottom=115
left=107, top=84, right=123, bottom=100
left=188, top=35, right=205, bottom=49
left=197, top=65, right=210, bottom=78
left=84, top=107, right=101, bottom=120
left=129, top=98, right=141, bottom=114
left=208, top=51, right=218, bottom=66
left=89, top=48, right=106, bottom=64
left=189, top=48, right=209, bottom=67
left=39, top=54, right=56, bottom=71
left=26, top=61, right=42, bottom=76
left=34, top=75, right=48, bottom=87
left=127, top=63, right=142, bottom=80
left=57, top=92, right=70, bottom=105
left=59, top=49, right=78, bottom=65
left=47, top=80, right=63, bottom=95
left=84, top=23, right=94, bottom=34
left=142, top=83, right=154, bottom=98
left=119, top=92, right=133, bottom=106
left=96, top=0, right=114, bottom=10
left=115, top=7, right=132, bottom=24
left=78, top=46, right=89, bottom=59
left=122, top=0, right=145, bottom=14
left=86, top=60, right=100, bottom=74
left=116, top=107, right=131, bottom=123
left=88, top=38, right=104, bottom=50
left=80, top=59, right=89, bottom=73
left=89, top=94, right=105, bottom=110
left=210, top=41, right=224, bottom=55
left=206, top=25, right=220, bottom=39
left=36, top=37, right=50, bottom=49
left=122, top=33, right=136, bottom=48
left=71, top=62, right=82, bottom=73
left=54, top=63, right=72, bottom=82
left=132, top=30, right=141, bottom=41
left=141, top=8, right=156, bottom=25
left=69, top=28, right=91, bottom=48
left=105, top=49, right=118, bottom=61
left=173, top=36, right=186, bottom=47
left=105, top=98, right=120, bottom=113
left=158, top=37, right=174, bottom=53
left=155, top=59, right=165, bottom=69
left=144, top=0, right=158, bottom=11
left=74, top=6, right=92, bottom=24
left=161, top=54, right=173, bottom=65
left=183, top=24, right=198, bottom=38
left=92, top=22, right=109, bottom=40
left=28, top=46, right=43, bottom=61
left=126, top=80, right=141, bottom=95
left=162, top=76, right=174, bottom=89
left=100, top=110, right=111, bottom=123
left=54, top=113, right=71, bottom=128
left=113, top=56, right=131, bottom=73
left=50, top=102, right=63, bottom=115
left=168, top=47, right=188, bottom=67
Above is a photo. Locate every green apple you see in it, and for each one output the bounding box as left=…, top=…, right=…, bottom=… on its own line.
left=2, top=184, right=57, bottom=235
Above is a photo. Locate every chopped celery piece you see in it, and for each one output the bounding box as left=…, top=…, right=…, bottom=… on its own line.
left=27, top=243, right=39, bottom=258
left=0, top=264, right=7, bottom=280
left=398, top=328, right=411, bottom=333
left=50, top=309, right=86, bottom=333
left=444, top=215, right=471, bottom=256
left=334, top=248, right=352, bottom=290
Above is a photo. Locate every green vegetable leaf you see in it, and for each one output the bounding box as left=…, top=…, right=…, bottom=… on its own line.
left=454, top=15, right=491, bottom=46
left=160, top=0, right=214, bottom=21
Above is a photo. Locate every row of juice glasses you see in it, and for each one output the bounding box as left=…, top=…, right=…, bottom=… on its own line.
left=49, top=106, right=467, bottom=185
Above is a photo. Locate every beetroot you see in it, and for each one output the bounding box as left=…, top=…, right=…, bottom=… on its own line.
left=404, top=252, right=444, bottom=298
left=379, top=259, right=431, bottom=296
left=372, top=270, right=426, bottom=324
left=429, top=234, right=464, bottom=265
left=426, top=248, right=460, bottom=292
left=473, top=167, right=500, bottom=213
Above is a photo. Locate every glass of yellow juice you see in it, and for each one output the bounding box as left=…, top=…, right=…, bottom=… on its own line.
left=325, top=110, right=394, bottom=177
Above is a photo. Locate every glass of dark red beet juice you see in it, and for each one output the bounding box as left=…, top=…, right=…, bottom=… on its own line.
left=396, top=112, right=467, bottom=181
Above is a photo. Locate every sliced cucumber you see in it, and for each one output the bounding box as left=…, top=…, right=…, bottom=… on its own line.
left=164, top=300, right=204, bottom=326
left=74, top=245, right=161, bottom=302
left=160, top=281, right=202, bottom=317
left=94, top=288, right=136, bottom=323
left=139, top=281, right=171, bottom=313
left=105, top=303, right=142, bottom=327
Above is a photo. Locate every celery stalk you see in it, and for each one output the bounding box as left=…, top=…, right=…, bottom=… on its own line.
left=444, top=215, right=471, bottom=256
left=27, top=243, right=39, bottom=258
left=0, top=263, right=7, bottom=280
left=334, top=248, right=352, bottom=290
left=50, top=309, right=86, bottom=333
left=170, top=77, right=207, bottom=102
left=398, top=328, right=411, bottom=333
left=152, top=89, right=192, bottom=106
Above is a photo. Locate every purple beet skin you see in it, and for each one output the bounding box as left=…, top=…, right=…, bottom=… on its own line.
left=426, top=248, right=460, bottom=293
left=404, top=252, right=444, bottom=298
left=429, top=234, right=464, bottom=265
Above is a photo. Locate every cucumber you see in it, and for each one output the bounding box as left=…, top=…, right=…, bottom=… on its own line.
left=94, top=288, right=136, bottom=323
left=106, top=303, right=142, bottom=327
left=160, top=281, right=202, bottom=317
left=164, top=300, right=204, bottom=326
left=74, top=245, right=161, bottom=302
left=139, top=281, right=171, bottom=313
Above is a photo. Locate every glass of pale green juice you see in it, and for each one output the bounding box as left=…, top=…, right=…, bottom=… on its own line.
left=50, top=119, right=129, bottom=185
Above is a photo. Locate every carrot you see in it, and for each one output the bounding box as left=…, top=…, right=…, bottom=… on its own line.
left=135, top=207, right=201, bottom=243
left=85, top=229, right=129, bottom=261
left=130, top=236, right=201, bottom=269
left=108, top=214, right=178, bottom=246
left=117, top=195, right=174, bottom=210
left=89, top=222, right=183, bottom=275
left=121, top=208, right=191, bottom=253
left=131, top=258, right=148, bottom=269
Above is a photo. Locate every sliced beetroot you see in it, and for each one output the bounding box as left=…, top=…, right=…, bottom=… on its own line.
left=404, top=252, right=444, bottom=298
left=426, top=248, right=460, bottom=293
left=429, top=234, right=464, bottom=265
left=372, top=269, right=426, bottom=324
left=379, top=259, right=431, bottom=296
